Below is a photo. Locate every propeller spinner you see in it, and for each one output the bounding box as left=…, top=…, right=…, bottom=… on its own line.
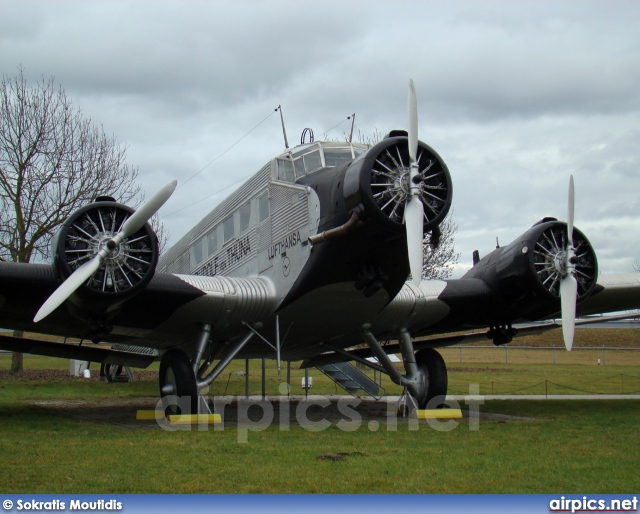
left=33, top=180, right=178, bottom=323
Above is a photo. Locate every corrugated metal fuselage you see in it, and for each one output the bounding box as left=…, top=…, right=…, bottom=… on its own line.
left=155, top=145, right=421, bottom=359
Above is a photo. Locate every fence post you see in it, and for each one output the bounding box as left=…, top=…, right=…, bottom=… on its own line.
left=602, top=345, right=606, bottom=366
left=245, top=359, right=250, bottom=398
left=553, top=346, right=556, bottom=364
left=459, top=346, right=462, bottom=364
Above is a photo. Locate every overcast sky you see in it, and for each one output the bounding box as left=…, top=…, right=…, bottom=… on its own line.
left=2, top=0, right=639, bottom=278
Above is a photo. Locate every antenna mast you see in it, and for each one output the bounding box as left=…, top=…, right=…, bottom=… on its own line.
left=348, top=113, right=356, bottom=143
left=276, top=105, right=289, bottom=149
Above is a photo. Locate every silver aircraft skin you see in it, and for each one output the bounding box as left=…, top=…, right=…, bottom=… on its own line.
left=1, top=81, right=639, bottom=413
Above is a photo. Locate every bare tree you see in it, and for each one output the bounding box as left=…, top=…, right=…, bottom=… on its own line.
left=351, top=128, right=384, bottom=147
left=0, top=68, right=142, bottom=371
left=422, top=212, right=460, bottom=280
left=0, top=68, right=141, bottom=263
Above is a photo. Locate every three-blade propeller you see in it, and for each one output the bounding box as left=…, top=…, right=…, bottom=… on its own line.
left=405, top=79, right=424, bottom=286
left=33, top=180, right=177, bottom=323
left=559, top=175, right=577, bottom=351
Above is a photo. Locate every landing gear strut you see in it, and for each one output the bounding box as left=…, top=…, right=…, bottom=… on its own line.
left=362, top=327, right=448, bottom=410
left=158, top=325, right=256, bottom=416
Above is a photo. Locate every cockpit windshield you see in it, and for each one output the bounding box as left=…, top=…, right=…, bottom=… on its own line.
left=324, top=148, right=356, bottom=167
left=276, top=143, right=366, bottom=182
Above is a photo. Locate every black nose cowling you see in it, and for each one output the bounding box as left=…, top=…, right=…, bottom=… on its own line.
left=52, top=199, right=159, bottom=315
left=468, top=218, right=599, bottom=321
left=342, top=135, right=453, bottom=233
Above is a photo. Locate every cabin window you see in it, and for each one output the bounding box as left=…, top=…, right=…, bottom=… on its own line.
left=207, top=228, right=217, bottom=255
left=258, top=192, right=269, bottom=223
left=239, top=202, right=251, bottom=233
left=191, top=238, right=204, bottom=266
left=223, top=216, right=234, bottom=243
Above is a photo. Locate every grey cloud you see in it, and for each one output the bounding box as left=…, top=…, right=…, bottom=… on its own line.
left=1, top=0, right=639, bottom=278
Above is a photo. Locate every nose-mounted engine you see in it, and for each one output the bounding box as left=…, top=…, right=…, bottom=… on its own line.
left=343, top=133, right=453, bottom=234
left=53, top=198, right=159, bottom=320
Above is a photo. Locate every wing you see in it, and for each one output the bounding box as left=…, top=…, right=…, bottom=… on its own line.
left=380, top=273, right=640, bottom=341
left=405, top=272, right=638, bottom=345
left=0, top=261, right=276, bottom=361
left=302, top=276, right=640, bottom=368
left=575, top=274, right=640, bottom=316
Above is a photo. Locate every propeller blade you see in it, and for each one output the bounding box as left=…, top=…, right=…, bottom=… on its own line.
left=567, top=175, right=574, bottom=248
left=33, top=255, right=104, bottom=323
left=405, top=80, right=423, bottom=285
left=405, top=195, right=424, bottom=285
left=33, top=180, right=178, bottom=323
left=408, top=79, right=418, bottom=165
left=560, top=273, right=577, bottom=351
left=560, top=174, right=577, bottom=350
left=120, top=180, right=177, bottom=239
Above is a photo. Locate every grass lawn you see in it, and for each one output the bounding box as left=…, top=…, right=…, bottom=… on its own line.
left=1, top=329, right=639, bottom=494
left=0, top=351, right=639, bottom=493
left=0, top=395, right=637, bottom=493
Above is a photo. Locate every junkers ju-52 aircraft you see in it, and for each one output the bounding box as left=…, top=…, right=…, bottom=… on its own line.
left=1, top=80, right=639, bottom=414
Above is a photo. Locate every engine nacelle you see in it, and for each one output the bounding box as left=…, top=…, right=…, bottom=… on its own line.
left=467, top=218, right=598, bottom=321
left=343, top=134, right=453, bottom=233
left=52, top=198, right=159, bottom=319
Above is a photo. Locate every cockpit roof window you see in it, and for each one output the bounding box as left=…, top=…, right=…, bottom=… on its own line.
left=275, top=142, right=368, bottom=182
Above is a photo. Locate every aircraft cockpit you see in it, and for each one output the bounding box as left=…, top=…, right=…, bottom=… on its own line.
left=274, top=141, right=368, bottom=182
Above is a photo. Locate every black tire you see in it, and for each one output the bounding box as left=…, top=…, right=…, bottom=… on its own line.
left=411, top=348, right=448, bottom=409
left=104, top=364, right=128, bottom=383
left=159, top=349, right=198, bottom=416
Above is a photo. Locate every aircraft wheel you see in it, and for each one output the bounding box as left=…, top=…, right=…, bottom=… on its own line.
left=104, top=364, right=129, bottom=383
left=159, top=349, right=198, bottom=416
left=411, top=348, right=448, bottom=409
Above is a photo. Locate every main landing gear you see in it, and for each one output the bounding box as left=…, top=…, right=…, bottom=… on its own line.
left=158, top=323, right=447, bottom=414
left=159, top=348, right=198, bottom=416
left=411, top=348, right=448, bottom=408
left=362, top=326, right=448, bottom=409
left=158, top=324, right=256, bottom=416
